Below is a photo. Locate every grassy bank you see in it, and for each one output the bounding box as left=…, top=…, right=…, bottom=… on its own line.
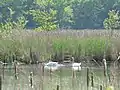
left=0, top=29, right=120, bottom=64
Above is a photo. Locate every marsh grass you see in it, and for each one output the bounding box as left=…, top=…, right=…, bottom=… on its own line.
left=0, top=29, right=118, bottom=64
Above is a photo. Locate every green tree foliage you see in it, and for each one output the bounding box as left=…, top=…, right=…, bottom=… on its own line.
left=0, top=16, right=27, bottom=34
left=52, top=0, right=73, bottom=29
left=103, top=10, right=120, bottom=29
left=14, top=16, right=28, bottom=29
left=0, top=0, right=120, bottom=30
left=29, top=9, right=57, bottom=31
left=30, top=0, right=57, bottom=31
left=0, top=0, right=13, bottom=5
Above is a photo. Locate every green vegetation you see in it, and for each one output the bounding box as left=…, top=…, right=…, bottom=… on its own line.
left=104, top=10, right=120, bottom=30
left=29, top=9, right=57, bottom=31
left=0, top=1, right=120, bottom=90
left=0, top=0, right=120, bottom=63
left=0, top=0, right=120, bottom=31
left=0, top=30, right=118, bottom=63
left=52, top=37, right=107, bottom=55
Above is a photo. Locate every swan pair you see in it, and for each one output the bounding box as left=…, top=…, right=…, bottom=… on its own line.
left=44, top=61, right=81, bottom=71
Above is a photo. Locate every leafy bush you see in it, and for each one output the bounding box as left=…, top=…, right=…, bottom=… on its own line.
left=103, top=10, right=120, bottom=29
left=29, top=10, right=57, bottom=31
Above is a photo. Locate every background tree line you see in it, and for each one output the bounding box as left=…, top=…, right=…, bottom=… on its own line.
left=0, top=0, right=120, bottom=31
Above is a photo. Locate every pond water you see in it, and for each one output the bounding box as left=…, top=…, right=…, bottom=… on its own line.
left=0, top=64, right=120, bottom=90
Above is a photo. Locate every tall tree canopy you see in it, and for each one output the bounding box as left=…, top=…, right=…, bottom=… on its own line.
left=0, top=0, right=120, bottom=31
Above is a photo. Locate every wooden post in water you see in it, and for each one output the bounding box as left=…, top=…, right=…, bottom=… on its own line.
left=91, top=72, right=94, bottom=87
left=72, top=69, right=75, bottom=90
left=72, top=69, right=75, bottom=79
left=100, top=85, right=102, bottom=90
left=2, top=58, right=6, bottom=79
left=71, top=57, right=75, bottom=90
left=56, top=85, right=59, bottom=90
left=0, top=76, right=2, bottom=90
left=59, top=66, right=62, bottom=90
left=29, top=72, right=33, bottom=88
left=41, top=63, right=44, bottom=90
left=42, top=64, right=44, bottom=76
left=14, top=60, right=18, bottom=80
left=2, top=63, right=5, bottom=79
left=50, top=66, right=52, bottom=79
left=87, top=68, right=90, bottom=90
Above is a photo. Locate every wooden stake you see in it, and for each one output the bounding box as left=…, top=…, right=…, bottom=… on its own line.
left=57, top=85, right=59, bottom=90
left=29, top=72, right=33, bottom=88
left=91, top=72, right=94, bottom=87
left=0, top=76, right=2, bottom=90
left=2, top=64, right=4, bottom=79
left=42, top=64, right=44, bottom=76
left=87, top=68, right=90, bottom=90
left=14, top=61, right=18, bottom=80
left=100, top=85, right=102, bottom=90
left=41, top=63, right=44, bottom=90
left=50, top=66, right=52, bottom=79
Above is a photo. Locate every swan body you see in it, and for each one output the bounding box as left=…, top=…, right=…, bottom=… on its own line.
left=72, top=62, right=81, bottom=71
left=103, top=59, right=107, bottom=69
left=44, top=61, right=64, bottom=71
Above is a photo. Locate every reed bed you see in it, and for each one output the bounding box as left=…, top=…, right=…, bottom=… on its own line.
left=0, top=29, right=120, bottom=63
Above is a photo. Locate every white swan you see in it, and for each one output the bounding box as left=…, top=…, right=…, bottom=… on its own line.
left=44, top=61, right=64, bottom=71
left=72, top=62, right=81, bottom=71
left=103, top=58, right=107, bottom=69
left=71, top=57, right=81, bottom=71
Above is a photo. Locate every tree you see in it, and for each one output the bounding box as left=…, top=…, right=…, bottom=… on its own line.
left=27, top=0, right=57, bottom=31
left=103, top=10, right=120, bottom=29
left=72, top=0, right=104, bottom=29
left=29, top=9, right=57, bottom=31
left=52, top=0, right=73, bottom=29
left=1, top=0, right=120, bottom=30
